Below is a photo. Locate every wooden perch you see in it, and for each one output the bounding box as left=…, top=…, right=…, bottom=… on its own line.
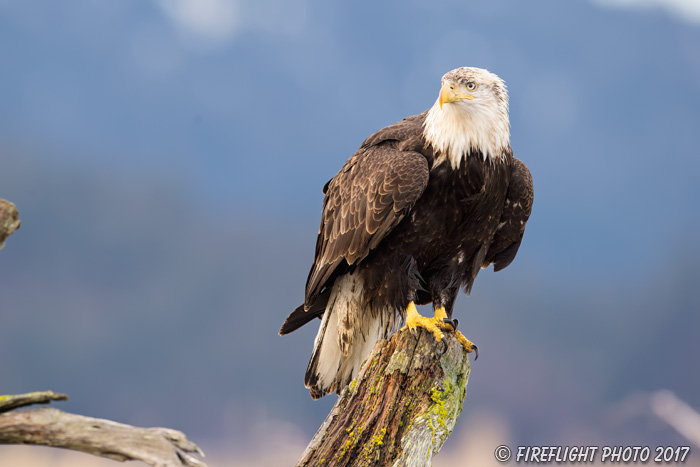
left=0, top=199, right=21, bottom=250
left=0, top=391, right=68, bottom=413
left=0, top=391, right=206, bottom=467
left=297, top=326, right=472, bottom=467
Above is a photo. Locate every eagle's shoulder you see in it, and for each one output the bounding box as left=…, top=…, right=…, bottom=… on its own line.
left=322, top=112, right=429, bottom=194
left=359, top=111, right=429, bottom=154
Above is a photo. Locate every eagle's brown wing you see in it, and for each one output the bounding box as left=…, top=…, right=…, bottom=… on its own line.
left=484, top=157, right=534, bottom=271
left=304, top=143, right=429, bottom=308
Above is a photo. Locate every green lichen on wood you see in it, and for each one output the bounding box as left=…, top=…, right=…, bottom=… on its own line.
left=425, top=380, right=459, bottom=446
left=338, top=425, right=364, bottom=460
left=373, top=428, right=387, bottom=446
left=429, top=382, right=451, bottom=435
left=296, top=329, right=472, bottom=467
left=362, top=428, right=388, bottom=463
left=385, top=349, right=410, bottom=375
left=0, top=391, right=69, bottom=414
left=391, top=338, right=471, bottom=467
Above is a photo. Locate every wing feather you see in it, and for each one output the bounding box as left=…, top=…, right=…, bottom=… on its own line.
left=484, top=157, right=534, bottom=271
left=304, top=144, right=429, bottom=307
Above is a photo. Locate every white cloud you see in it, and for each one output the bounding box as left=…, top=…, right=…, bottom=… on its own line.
left=592, top=0, right=700, bottom=24
left=155, top=0, right=309, bottom=47
left=156, top=0, right=240, bottom=43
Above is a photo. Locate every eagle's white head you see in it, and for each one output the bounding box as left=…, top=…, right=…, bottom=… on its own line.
left=423, top=67, right=510, bottom=168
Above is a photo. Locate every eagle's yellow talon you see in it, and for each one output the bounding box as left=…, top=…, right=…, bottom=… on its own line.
left=434, top=306, right=448, bottom=321
left=455, top=331, right=479, bottom=360
left=401, top=302, right=452, bottom=344
left=400, top=302, right=479, bottom=359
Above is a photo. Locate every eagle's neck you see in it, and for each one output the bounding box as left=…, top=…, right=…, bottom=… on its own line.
left=423, top=99, right=510, bottom=169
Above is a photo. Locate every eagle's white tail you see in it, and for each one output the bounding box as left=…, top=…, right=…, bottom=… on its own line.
left=304, top=272, right=396, bottom=399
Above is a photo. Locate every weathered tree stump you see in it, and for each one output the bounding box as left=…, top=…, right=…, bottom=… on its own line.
left=297, top=326, right=472, bottom=467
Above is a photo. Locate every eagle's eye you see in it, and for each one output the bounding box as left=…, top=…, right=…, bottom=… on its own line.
left=466, top=82, right=477, bottom=91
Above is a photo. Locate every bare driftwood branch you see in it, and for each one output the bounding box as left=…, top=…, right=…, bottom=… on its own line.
left=651, top=390, right=700, bottom=449
left=0, top=392, right=206, bottom=467
left=0, top=391, right=68, bottom=414
left=297, top=326, right=472, bottom=467
left=0, top=199, right=21, bottom=250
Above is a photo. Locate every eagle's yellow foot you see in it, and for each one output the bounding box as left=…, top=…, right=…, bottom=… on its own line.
left=401, top=302, right=454, bottom=346
left=455, top=330, right=479, bottom=360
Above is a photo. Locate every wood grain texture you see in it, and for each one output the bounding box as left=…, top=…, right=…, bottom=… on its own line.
left=0, top=391, right=68, bottom=414
left=0, top=407, right=205, bottom=467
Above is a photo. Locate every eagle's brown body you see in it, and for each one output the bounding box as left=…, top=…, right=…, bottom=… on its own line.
left=280, top=68, right=533, bottom=399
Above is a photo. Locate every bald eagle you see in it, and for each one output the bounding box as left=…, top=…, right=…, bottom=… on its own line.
left=280, top=67, right=533, bottom=399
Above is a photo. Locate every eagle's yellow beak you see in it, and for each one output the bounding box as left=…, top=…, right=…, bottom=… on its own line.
left=439, top=82, right=473, bottom=109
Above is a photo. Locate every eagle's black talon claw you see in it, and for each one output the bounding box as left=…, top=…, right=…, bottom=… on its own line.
left=442, top=318, right=458, bottom=331
left=411, top=328, right=418, bottom=340
left=472, top=344, right=479, bottom=361
left=441, top=336, right=449, bottom=349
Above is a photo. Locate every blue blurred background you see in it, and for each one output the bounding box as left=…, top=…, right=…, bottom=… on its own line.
left=1, top=0, right=699, bottom=465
